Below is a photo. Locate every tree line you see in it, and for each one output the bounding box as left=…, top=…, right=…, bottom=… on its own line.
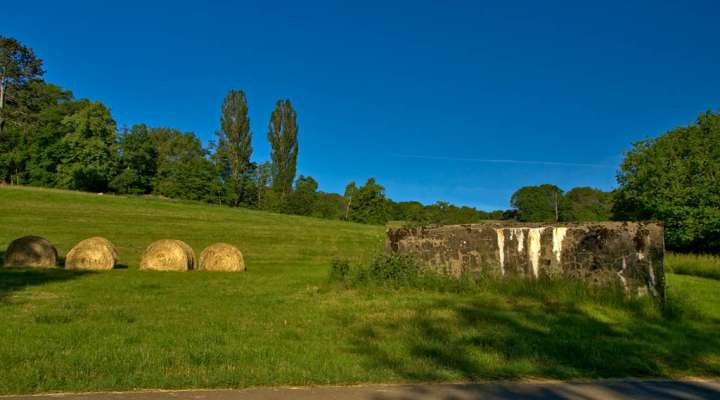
left=1, top=36, right=718, bottom=252
left=0, top=36, right=507, bottom=225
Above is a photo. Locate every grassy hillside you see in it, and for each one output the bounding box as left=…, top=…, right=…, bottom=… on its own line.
left=1, top=186, right=719, bottom=394
left=0, top=186, right=384, bottom=269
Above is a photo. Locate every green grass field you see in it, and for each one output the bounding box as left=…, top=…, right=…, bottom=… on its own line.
left=666, top=252, right=720, bottom=280
left=1, top=186, right=719, bottom=395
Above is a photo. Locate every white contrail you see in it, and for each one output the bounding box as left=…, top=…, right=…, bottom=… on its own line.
left=391, top=154, right=614, bottom=168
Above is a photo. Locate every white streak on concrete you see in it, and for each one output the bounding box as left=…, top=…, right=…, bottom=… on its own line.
left=647, top=259, right=659, bottom=297
left=618, top=256, right=628, bottom=291
left=552, top=227, right=567, bottom=264
left=496, top=229, right=505, bottom=275
left=648, top=259, right=656, bottom=286
left=515, top=229, right=525, bottom=253
left=528, top=228, right=543, bottom=278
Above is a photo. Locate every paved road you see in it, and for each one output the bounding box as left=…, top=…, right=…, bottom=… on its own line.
left=4, top=380, right=720, bottom=400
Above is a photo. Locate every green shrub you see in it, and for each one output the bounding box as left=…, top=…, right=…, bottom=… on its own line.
left=328, top=258, right=351, bottom=283
left=364, top=254, right=423, bottom=285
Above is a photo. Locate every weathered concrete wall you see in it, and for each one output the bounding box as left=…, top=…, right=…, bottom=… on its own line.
left=386, top=222, right=665, bottom=301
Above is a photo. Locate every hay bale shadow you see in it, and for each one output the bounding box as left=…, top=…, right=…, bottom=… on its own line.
left=0, top=255, right=93, bottom=302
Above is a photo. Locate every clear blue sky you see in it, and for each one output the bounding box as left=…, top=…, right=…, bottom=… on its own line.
left=5, top=0, right=719, bottom=210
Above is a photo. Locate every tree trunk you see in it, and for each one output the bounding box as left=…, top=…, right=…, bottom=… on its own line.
left=345, top=194, right=353, bottom=220
left=0, top=75, right=5, bottom=136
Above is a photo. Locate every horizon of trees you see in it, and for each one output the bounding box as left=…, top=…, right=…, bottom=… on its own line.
left=510, top=184, right=614, bottom=223
left=1, top=36, right=718, bottom=252
left=0, top=35, right=512, bottom=226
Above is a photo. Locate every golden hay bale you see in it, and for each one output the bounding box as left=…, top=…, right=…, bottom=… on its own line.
left=4, top=236, right=58, bottom=268
left=65, top=237, right=118, bottom=270
left=140, top=239, right=195, bottom=271
left=199, top=243, right=245, bottom=272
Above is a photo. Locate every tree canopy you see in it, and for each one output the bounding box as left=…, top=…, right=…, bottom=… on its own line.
left=0, top=36, right=45, bottom=135
left=510, top=184, right=563, bottom=222
left=349, top=178, right=390, bottom=225
left=561, top=187, right=614, bottom=222
left=614, top=111, right=720, bottom=252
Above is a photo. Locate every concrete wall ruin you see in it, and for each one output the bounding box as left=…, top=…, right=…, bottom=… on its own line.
left=386, top=222, right=665, bottom=301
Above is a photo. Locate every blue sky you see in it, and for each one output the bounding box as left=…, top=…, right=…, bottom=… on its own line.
left=5, top=0, right=719, bottom=210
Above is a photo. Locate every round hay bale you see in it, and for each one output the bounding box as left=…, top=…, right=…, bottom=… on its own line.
left=65, top=237, right=118, bottom=270
left=4, top=236, right=58, bottom=268
left=199, top=243, right=245, bottom=272
left=140, top=240, right=195, bottom=271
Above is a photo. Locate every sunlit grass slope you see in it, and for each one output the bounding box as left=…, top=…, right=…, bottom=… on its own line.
left=666, top=252, right=720, bottom=280
left=0, top=186, right=385, bottom=269
left=0, top=186, right=719, bottom=395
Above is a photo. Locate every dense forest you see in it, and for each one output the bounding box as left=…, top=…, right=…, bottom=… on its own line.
left=1, top=37, right=718, bottom=252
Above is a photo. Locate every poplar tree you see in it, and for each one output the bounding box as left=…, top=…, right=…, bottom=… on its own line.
left=267, top=99, right=298, bottom=195
left=217, top=89, right=252, bottom=205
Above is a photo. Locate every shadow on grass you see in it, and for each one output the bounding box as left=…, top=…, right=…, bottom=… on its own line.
left=343, top=288, right=720, bottom=383
left=0, top=251, right=93, bottom=302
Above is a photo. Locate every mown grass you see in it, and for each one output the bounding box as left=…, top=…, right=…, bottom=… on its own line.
left=1, top=185, right=719, bottom=394
left=666, top=252, right=720, bottom=280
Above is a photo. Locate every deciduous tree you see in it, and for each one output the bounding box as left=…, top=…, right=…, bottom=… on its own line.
left=287, top=175, right=319, bottom=216
left=150, top=127, right=219, bottom=202
left=0, top=36, right=44, bottom=136
left=511, top=184, right=563, bottom=222
left=561, top=187, right=614, bottom=221
left=111, top=124, right=158, bottom=194
left=350, top=178, right=390, bottom=225
left=614, top=111, right=720, bottom=252
left=55, top=101, right=117, bottom=191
